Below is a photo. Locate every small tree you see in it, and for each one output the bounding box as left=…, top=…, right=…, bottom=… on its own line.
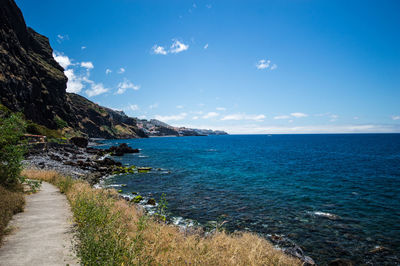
left=0, top=113, right=26, bottom=187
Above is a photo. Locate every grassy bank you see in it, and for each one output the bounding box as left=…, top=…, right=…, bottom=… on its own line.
left=23, top=169, right=301, bottom=266
left=0, top=186, right=25, bottom=244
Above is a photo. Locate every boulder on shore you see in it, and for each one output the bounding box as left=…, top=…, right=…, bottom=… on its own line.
left=70, top=137, right=89, bottom=148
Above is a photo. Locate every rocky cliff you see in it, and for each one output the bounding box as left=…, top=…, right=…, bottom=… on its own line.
left=0, top=0, right=145, bottom=138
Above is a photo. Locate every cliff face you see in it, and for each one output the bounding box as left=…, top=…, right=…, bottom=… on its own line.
left=0, top=0, right=146, bottom=138
left=0, top=0, right=70, bottom=129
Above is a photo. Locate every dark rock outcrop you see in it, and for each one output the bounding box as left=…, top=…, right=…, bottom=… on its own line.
left=70, top=137, right=88, bottom=148
left=104, top=143, right=139, bottom=156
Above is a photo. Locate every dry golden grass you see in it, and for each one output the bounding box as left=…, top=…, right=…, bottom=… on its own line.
left=0, top=186, right=25, bottom=244
left=23, top=169, right=301, bottom=266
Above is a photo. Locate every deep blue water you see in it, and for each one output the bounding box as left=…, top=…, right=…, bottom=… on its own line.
left=99, top=134, right=400, bottom=265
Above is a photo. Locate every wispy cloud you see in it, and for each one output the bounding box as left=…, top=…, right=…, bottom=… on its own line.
left=127, top=104, right=139, bottom=111
left=202, top=112, right=219, bottom=119
left=155, top=113, right=187, bottom=122
left=85, top=83, right=109, bottom=97
left=290, top=112, right=308, bottom=118
left=330, top=114, right=339, bottom=122
left=274, top=115, right=291, bottom=120
left=392, top=115, right=400, bottom=120
left=105, top=69, right=112, bottom=75
left=204, top=43, right=209, bottom=49
left=170, top=40, right=189, bottom=54
left=116, top=79, right=140, bottom=94
left=221, top=113, right=265, bottom=121
left=80, top=61, right=94, bottom=69
left=256, top=59, right=277, bottom=71
left=81, top=46, right=87, bottom=50
left=152, top=45, right=168, bottom=55
left=118, top=68, right=125, bottom=74
left=216, top=107, right=226, bottom=111
left=152, top=40, right=189, bottom=55
left=176, top=105, right=184, bottom=109
left=149, top=103, right=159, bottom=109
left=57, top=34, right=69, bottom=43
left=256, top=59, right=270, bottom=70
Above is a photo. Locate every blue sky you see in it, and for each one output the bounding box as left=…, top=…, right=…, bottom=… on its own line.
left=17, top=0, right=400, bottom=133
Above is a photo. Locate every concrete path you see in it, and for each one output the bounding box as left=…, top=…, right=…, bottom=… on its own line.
left=0, top=182, right=78, bottom=266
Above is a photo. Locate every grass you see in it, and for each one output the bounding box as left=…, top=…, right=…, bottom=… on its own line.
left=23, top=169, right=301, bottom=266
left=0, top=186, right=25, bottom=244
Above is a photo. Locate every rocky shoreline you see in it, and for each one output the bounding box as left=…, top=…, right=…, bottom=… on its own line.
left=23, top=140, right=136, bottom=185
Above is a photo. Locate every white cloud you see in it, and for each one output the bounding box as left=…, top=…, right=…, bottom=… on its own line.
left=53, top=52, right=71, bottom=69
left=330, top=114, right=339, bottom=122
left=149, top=103, right=159, bottom=109
left=118, top=68, right=125, bottom=74
left=53, top=51, right=107, bottom=97
left=192, top=116, right=199, bottom=120
left=221, top=113, right=265, bottom=121
left=170, top=40, right=189, bottom=54
left=290, top=112, right=308, bottom=118
left=152, top=45, right=168, bottom=55
left=57, top=34, right=69, bottom=43
left=155, top=113, right=187, bottom=122
left=116, top=79, right=140, bottom=94
left=274, top=115, right=291, bottom=120
left=80, top=61, right=94, bottom=69
left=206, top=4, right=212, bottom=8
left=128, top=104, right=139, bottom=111
left=202, top=112, right=219, bottom=119
left=64, top=69, right=83, bottom=93
left=354, top=116, right=359, bottom=120
left=138, top=115, right=147, bottom=119
left=81, top=46, right=87, bottom=50
left=176, top=105, right=184, bottom=109
left=105, top=69, right=112, bottom=75
left=85, top=83, right=109, bottom=97
left=256, top=59, right=277, bottom=71
left=256, top=59, right=270, bottom=70
left=204, top=43, right=209, bottom=49
left=216, top=107, right=226, bottom=111
left=392, top=115, right=400, bottom=120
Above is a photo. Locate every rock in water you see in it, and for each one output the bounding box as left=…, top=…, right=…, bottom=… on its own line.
left=70, top=137, right=89, bottom=148
left=328, top=258, right=353, bottom=266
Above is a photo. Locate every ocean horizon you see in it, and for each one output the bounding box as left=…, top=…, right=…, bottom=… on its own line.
left=97, top=134, right=400, bottom=265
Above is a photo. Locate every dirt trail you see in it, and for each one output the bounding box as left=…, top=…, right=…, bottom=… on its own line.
left=0, top=182, right=78, bottom=266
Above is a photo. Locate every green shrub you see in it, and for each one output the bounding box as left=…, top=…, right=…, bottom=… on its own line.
left=57, top=176, right=73, bottom=194
left=0, top=113, right=26, bottom=187
left=26, top=122, right=61, bottom=139
left=54, top=117, right=68, bottom=129
left=71, top=191, right=134, bottom=265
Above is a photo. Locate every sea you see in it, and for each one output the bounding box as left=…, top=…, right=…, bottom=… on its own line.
left=96, top=134, right=400, bottom=265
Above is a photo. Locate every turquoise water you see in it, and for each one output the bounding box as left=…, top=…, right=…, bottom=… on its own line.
left=99, top=134, right=400, bottom=265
